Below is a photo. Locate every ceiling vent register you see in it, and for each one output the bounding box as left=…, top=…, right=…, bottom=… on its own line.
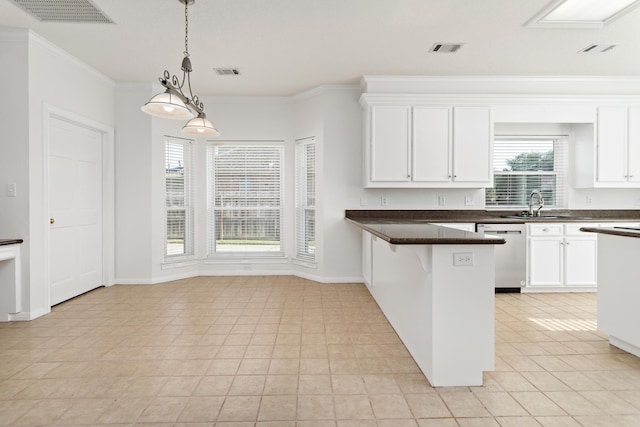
left=214, top=68, right=241, bottom=76
left=578, top=44, right=617, bottom=53
left=9, top=0, right=113, bottom=23
left=429, top=43, right=463, bottom=53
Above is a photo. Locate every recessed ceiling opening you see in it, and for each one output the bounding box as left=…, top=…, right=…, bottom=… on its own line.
left=9, top=0, right=114, bottom=23
left=526, top=0, right=640, bottom=28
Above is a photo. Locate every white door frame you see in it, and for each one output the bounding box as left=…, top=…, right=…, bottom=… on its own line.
left=43, top=104, right=115, bottom=309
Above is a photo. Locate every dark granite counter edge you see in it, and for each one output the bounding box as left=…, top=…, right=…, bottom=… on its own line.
left=347, top=218, right=506, bottom=245
left=346, top=209, right=640, bottom=223
left=0, top=239, right=23, bottom=246
left=580, top=227, right=640, bottom=239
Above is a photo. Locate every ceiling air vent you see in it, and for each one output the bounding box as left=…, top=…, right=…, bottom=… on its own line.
left=214, top=68, right=241, bottom=76
left=9, top=0, right=113, bottom=23
left=578, top=44, right=617, bottom=54
left=429, top=43, right=463, bottom=53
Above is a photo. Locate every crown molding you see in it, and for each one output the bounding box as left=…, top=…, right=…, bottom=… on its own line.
left=361, top=75, right=640, bottom=96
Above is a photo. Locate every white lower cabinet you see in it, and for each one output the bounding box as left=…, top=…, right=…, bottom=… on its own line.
left=526, top=223, right=597, bottom=291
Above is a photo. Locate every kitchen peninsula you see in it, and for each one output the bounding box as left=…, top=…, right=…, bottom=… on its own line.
left=347, top=218, right=505, bottom=387
left=580, top=226, right=640, bottom=358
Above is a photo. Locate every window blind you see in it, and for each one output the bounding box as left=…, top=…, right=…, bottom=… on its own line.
left=295, top=138, right=316, bottom=263
left=165, top=137, right=194, bottom=258
left=486, top=137, right=566, bottom=208
left=207, top=144, right=284, bottom=255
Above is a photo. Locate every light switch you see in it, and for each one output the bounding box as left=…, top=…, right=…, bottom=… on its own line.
left=7, top=183, right=16, bottom=197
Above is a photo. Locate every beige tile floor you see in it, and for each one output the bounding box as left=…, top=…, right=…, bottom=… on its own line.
left=1, top=276, right=640, bottom=426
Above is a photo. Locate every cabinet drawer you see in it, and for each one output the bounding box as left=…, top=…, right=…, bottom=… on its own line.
left=565, top=223, right=595, bottom=236
left=527, top=223, right=563, bottom=236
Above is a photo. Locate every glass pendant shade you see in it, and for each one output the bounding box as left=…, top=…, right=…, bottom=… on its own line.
left=182, top=113, right=220, bottom=137
left=141, top=90, right=195, bottom=120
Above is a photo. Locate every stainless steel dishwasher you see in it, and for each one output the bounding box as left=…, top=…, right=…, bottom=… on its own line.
left=476, top=223, right=527, bottom=292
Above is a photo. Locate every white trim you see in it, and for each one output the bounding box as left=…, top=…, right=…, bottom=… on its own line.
left=360, top=76, right=640, bottom=96
left=42, top=104, right=115, bottom=310
left=9, top=307, right=50, bottom=321
left=161, top=260, right=198, bottom=270
left=114, top=272, right=364, bottom=286
left=522, top=286, right=596, bottom=293
left=203, top=257, right=289, bottom=265
left=609, top=336, right=640, bottom=358
left=293, top=259, right=317, bottom=269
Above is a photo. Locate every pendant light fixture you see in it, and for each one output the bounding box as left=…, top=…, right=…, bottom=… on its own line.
left=141, top=0, right=220, bottom=137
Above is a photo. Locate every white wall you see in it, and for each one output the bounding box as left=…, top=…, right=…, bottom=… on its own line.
left=0, top=27, right=115, bottom=319
left=0, top=28, right=30, bottom=315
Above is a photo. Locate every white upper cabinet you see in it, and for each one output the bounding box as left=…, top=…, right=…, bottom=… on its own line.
left=412, top=106, right=451, bottom=182
left=364, top=102, right=493, bottom=188
left=577, top=106, right=640, bottom=188
left=453, top=107, right=493, bottom=184
left=370, top=105, right=411, bottom=182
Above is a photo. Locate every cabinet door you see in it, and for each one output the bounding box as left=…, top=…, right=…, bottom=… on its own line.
left=564, top=236, right=597, bottom=287
left=528, top=237, right=563, bottom=287
left=627, top=107, right=640, bottom=184
left=452, top=107, right=492, bottom=184
left=412, top=106, right=451, bottom=182
left=596, top=107, right=628, bottom=184
left=370, top=105, right=411, bottom=182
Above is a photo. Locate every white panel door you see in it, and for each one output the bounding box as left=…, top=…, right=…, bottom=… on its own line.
left=49, top=117, right=103, bottom=305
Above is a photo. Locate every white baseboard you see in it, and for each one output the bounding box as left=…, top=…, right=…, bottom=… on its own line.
left=8, top=307, right=50, bottom=321
left=115, top=271, right=365, bottom=285
left=522, top=286, right=597, bottom=293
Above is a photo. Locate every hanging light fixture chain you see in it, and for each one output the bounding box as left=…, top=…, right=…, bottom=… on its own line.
left=184, top=0, right=189, bottom=56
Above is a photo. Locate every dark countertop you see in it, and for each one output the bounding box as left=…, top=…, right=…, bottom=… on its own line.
left=0, top=239, right=23, bottom=246
left=580, top=226, right=640, bottom=239
left=347, top=218, right=506, bottom=245
left=346, top=209, right=640, bottom=224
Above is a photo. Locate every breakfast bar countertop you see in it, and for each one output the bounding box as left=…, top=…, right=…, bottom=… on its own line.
left=0, top=239, right=23, bottom=246
left=580, top=226, right=640, bottom=239
left=347, top=218, right=505, bottom=245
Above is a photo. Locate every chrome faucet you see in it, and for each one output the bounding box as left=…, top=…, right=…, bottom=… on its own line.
left=529, top=190, right=544, bottom=217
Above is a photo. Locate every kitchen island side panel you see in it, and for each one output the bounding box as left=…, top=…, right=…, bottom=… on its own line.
left=369, top=235, right=495, bottom=386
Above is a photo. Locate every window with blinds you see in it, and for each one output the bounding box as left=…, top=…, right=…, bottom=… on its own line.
left=486, top=137, right=566, bottom=208
left=165, top=136, right=194, bottom=259
left=295, top=138, right=316, bottom=263
left=207, top=143, right=284, bottom=256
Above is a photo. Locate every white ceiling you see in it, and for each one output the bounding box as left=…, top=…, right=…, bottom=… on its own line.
left=2, top=0, right=640, bottom=96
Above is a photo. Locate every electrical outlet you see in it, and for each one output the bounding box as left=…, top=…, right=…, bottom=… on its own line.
left=6, top=183, right=16, bottom=197
left=586, top=196, right=592, bottom=206
left=464, top=196, right=473, bottom=206
left=453, top=252, right=474, bottom=267
left=438, top=195, right=446, bottom=206
left=381, top=195, right=389, bottom=206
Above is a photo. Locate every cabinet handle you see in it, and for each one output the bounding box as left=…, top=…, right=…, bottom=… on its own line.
left=565, top=242, right=570, bottom=245
left=630, top=175, right=635, bottom=178
left=407, top=174, right=411, bottom=178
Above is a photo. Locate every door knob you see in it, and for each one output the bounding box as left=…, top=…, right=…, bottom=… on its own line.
left=50, top=218, right=55, bottom=224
